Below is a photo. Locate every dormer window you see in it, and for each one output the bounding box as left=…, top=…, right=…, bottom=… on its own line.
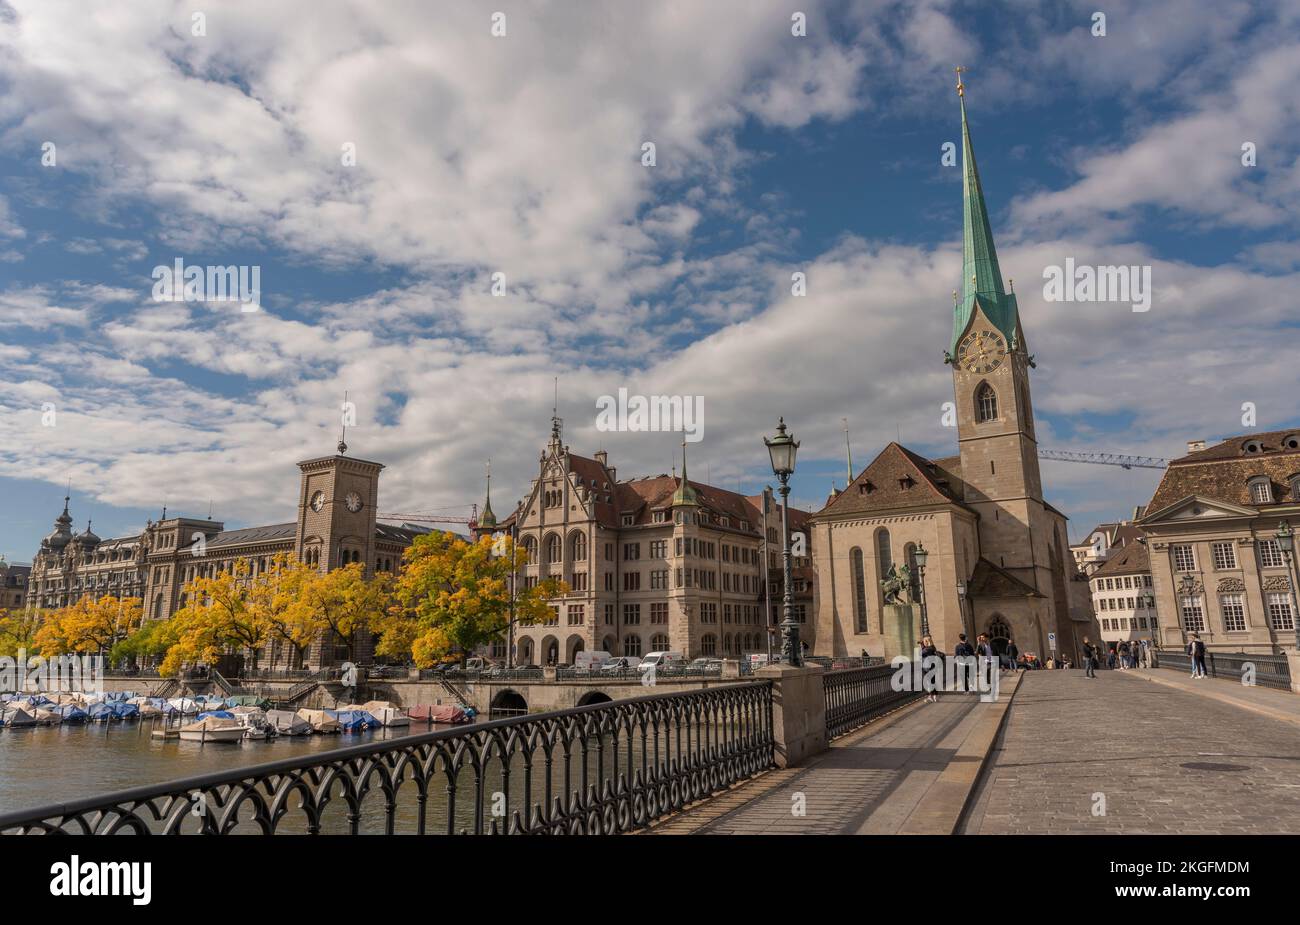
left=899, top=476, right=916, bottom=489
left=1243, top=439, right=1264, bottom=455
left=1284, top=435, right=1300, bottom=451
left=621, top=514, right=635, bottom=526
left=1249, top=476, right=1273, bottom=505
left=1290, top=475, right=1300, bottom=502
left=859, top=480, right=876, bottom=494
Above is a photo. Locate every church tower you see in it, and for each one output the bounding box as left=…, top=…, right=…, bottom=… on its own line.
left=947, top=71, right=1047, bottom=587
left=294, top=433, right=382, bottom=576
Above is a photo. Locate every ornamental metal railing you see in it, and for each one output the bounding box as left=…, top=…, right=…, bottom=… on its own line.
left=0, top=682, right=774, bottom=835
left=823, top=663, right=920, bottom=739
left=1155, top=649, right=1292, bottom=691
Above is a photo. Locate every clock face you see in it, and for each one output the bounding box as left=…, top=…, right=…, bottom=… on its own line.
left=310, top=490, right=325, bottom=513
left=957, top=330, right=1007, bottom=374
left=345, top=491, right=363, bottom=513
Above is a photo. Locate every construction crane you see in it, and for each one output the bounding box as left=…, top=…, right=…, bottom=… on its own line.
left=1038, top=450, right=1167, bottom=470
left=378, top=504, right=478, bottom=526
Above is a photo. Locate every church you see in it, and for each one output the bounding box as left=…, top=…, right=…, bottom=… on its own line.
left=809, top=77, right=1093, bottom=663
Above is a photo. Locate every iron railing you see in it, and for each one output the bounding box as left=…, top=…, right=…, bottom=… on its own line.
left=824, top=663, right=920, bottom=739
left=0, top=682, right=774, bottom=835
left=1155, top=649, right=1292, bottom=691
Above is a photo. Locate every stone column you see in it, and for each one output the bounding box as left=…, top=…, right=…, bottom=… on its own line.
left=756, top=663, right=827, bottom=768
left=1286, top=651, right=1300, bottom=694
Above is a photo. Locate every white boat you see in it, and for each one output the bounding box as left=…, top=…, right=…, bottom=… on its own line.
left=266, top=710, right=312, bottom=736
left=1, top=707, right=38, bottom=728
left=359, top=700, right=410, bottom=727
left=33, top=708, right=63, bottom=726
left=178, top=716, right=245, bottom=742
left=296, top=709, right=341, bottom=734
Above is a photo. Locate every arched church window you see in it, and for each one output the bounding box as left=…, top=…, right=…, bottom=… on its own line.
left=976, top=383, right=998, bottom=422
left=988, top=617, right=1010, bottom=641
left=875, top=528, right=892, bottom=579
left=545, top=533, right=562, bottom=567
left=570, top=532, right=587, bottom=562
left=850, top=547, right=868, bottom=633
left=523, top=536, right=537, bottom=565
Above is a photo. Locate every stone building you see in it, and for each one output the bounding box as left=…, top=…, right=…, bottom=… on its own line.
left=1071, top=513, right=1146, bottom=576
left=26, top=442, right=432, bottom=668
left=809, top=82, right=1091, bottom=663
left=478, top=420, right=814, bottom=665
left=0, top=557, right=30, bottom=611
left=1139, top=432, right=1300, bottom=654
left=1089, top=537, right=1157, bottom=648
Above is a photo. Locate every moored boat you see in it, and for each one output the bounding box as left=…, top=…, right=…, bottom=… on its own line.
left=295, top=709, right=341, bottom=734
left=266, top=709, right=312, bottom=736
left=178, top=715, right=245, bottom=742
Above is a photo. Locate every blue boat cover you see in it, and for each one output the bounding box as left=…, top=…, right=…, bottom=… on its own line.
left=328, top=710, right=379, bottom=732
left=56, top=705, right=89, bottom=722
left=197, top=710, right=235, bottom=720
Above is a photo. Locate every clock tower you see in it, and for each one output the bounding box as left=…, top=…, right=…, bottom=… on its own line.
left=947, top=72, right=1048, bottom=588
left=294, top=437, right=383, bottom=575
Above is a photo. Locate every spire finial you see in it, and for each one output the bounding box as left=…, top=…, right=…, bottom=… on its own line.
left=549, top=377, right=563, bottom=444
left=955, top=65, right=966, bottom=98
left=338, top=390, right=349, bottom=455
left=842, top=417, right=854, bottom=485
left=479, top=456, right=498, bottom=528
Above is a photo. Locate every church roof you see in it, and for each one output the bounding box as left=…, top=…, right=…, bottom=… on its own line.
left=951, top=81, right=1020, bottom=356
left=967, top=557, right=1046, bottom=599
left=815, top=442, right=972, bottom=518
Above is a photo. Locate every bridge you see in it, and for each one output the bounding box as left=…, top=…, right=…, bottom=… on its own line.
left=7, top=653, right=1300, bottom=835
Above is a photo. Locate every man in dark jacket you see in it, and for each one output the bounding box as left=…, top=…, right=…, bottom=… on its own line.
left=954, top=634, right=975, bottom=691
left=1188, top=633, right=1208, bottom=678
left=1080, top=637, right=1097, bottom=678
left=1004, top=638, right=1020, bottom=672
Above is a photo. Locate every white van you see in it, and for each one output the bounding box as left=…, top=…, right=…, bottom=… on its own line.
left=638, top=651, right=685, bottom=673
left=573, top=650, right=613, bottom=672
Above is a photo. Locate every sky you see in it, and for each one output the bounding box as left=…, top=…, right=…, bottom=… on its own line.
left=2, top=0, right=1299, bottom=561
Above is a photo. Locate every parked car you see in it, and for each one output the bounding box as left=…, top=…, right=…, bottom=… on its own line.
left=573, top=650, right=613, bottom=672
left=464, top=657, right=497, bottom=672
left=639, top=651, right=686, bottom=673
left=601, top=656, right=641, bottom=673
left=688, top=657, right=723, bottom=672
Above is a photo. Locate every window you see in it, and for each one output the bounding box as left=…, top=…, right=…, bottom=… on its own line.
left=650, top=602, right=668, bottom=624
left=523, top=536, right=537, bottom=565
left=1179, top=595, right=1205, bottom=633
left=1267, top=593, right=1295, bottom=630
left=701, top=634, right=717, bottom=656
left=623, top=635, right=642, bottom=657
left=652, top=510, right=668, bottom=523
left=623, top=604, right=641, bottom=625
left=875, top=528, right=892, bottom=583
left=650, top=569, right=668, bottom=590
left=1172, top=545, right=1196, bottom=572
left=1292, top=476, right=1300, bottom=502
left=571, top=533, right=587, bottom=561
left=546, top=606, right=560, bottom=626
left=623, top=572, right=641, bottom=591
left=621, top=514, right=635, bottom=526
left=623, top=542, right=640, bottom=561
left=850, top=547, right=868, bottom=633
left=649, top=540, right=667, bottom=558
left=701, top=602, right=717, bottom=624
left=604, top=604, right=614, bottom=625
left=651, top=633, right=670, bottom=651
left=1249, top=477, right=1273, bottom=505
left=976, top=383, right=998, bottom=422
left=1212, top=542, right=1237, bottom=570
left=570, top=571, right=587, bottom=591
left=1259, top=539, right=1285, bottom=569
left=568, top=604, right=585, bottom=626
left=1219, top=593, right=1246, bottom=632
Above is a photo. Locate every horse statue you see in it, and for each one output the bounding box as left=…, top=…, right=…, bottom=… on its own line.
left=880, top=563, right=914, bottom=605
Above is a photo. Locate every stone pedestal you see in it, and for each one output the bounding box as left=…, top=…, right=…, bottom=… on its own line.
left=542, top=666, right=558, bottom=682
left=882, top=603, right=919, bottom=661
left=721, top=659, right=740, bottom=679
left=1286, top=651, right=1300, bottom=694
left=756, top=663, right=827, bottom=768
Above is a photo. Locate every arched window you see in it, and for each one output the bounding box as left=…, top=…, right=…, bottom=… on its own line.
left=623, top=634, right=642, bottom=657
left=988, top=616, right=1011, bottom=641
left=1248, top=477, right=1273, bottom=505
left=523, top=536, right=537, bottom=565
left=651, top=633, right=670, bottom=651
left=976, top=382, right=998, bottom=423
left=545, top=533, right=562, bottom=567
left=701, top=634, right=717, bottom=656
left=875, top=528, right=892, bottom=579
left=850, top=547, right=868, bottom=633
left=570, top=532, right=587, bottom=562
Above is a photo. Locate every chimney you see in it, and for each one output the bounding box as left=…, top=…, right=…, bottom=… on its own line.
left=595, top=449, right=608, bottom=467
left=1186, top=440, right=1207, bottom=454
left=1132, top=505, right=1145, bottom=519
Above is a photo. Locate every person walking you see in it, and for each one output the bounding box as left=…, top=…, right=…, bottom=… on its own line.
left=1117, top=640, right=1130, bottom=670
left=954, top=633, right=975, bottom=692
left=1081, top=637, right=1097, bottom=678
left=920, top=634, right=940, bottom=702
left=1188, top=633, right=1208, bottom=678
left=1004, top=637, right=1020, bottom=672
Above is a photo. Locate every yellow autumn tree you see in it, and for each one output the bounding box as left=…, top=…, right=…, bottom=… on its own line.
left=33, top=595, right=143, bottom=656
left=0, top=607, right=45, bottom=657
left=296, top=562, right=390, bottom=663
left=160, top=558, right=270, bottom=674
left=247, top=553, right=318, bottom=669
left=389, top=533, right=565, bottom=668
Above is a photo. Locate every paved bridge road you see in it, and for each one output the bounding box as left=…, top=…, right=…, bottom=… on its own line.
left=961, top=669, right=1300, bottom=834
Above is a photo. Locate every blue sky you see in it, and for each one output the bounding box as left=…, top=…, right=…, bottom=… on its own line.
left=2, top=0, right=1299, bottom=560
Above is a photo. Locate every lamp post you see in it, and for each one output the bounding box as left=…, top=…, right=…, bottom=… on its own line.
left=764, top=418, right=801, bottom=667
left=1143, top=590, right=1159, bottom=649
left=1274, top=521, right=1300, bottom=651
left=913, top=544, right=930, bottom=638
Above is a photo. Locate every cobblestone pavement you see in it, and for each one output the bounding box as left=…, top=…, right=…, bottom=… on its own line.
left=651, top=695, right=991, bottom=835
left=962, top=669, right=1300, bottom=834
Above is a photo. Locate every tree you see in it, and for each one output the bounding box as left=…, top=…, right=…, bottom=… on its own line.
left=181, top=558, right=273, bottom=670
left=248, top=553, right=317, bottom=669
left=297, top=562, right=389, bottom=663
left=0, top=607, right=44, bottom=657
left=33, top=595, right=142, bottom=657
left=390, top=532, right=565, bottom=667
left=110, top=617, right=179, bottom=668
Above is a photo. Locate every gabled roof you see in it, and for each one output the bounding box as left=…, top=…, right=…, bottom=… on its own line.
left=208, top=523, right=297, bottom=548
left=1092, top=539, right=1150, bottom=578
left=967, top=558, right=1045, bottom=599
left=814, top=442, right=971, bottom=519
left=1146, top=431, right=1300, bottom=513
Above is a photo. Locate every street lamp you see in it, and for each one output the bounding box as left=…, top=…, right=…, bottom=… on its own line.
left=1143, top=590, right=1159, bottom=649
left=764, top=418, right=801, bottom=667
left=1274, top=521, right=1300, bottom=651
left=913, top=543, right=930, bottom=638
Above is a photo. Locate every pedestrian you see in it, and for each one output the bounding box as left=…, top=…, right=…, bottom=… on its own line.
left=1188, top=633, right=1208, bottom=678
left=920, top=634, right=940, bottom=702
left=1106, top=644, right=1117, bottom=670
left=1117, top=640, right=1130, bottom=670
left=1004, top=637, right=1020, bottom=672
left=1081, top=637, right=1097, bottom=678
left=954, top=633, right=975, bottom=692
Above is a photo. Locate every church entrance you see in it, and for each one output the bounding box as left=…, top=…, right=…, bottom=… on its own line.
left=988, top=617, right=1011, bottom=656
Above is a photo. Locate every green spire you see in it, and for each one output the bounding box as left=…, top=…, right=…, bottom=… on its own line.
left=479, top=459, right=497, bottom=528
left=951, top=69, right=1019, bottom=356
left=671, top=441, right=700, bottom=507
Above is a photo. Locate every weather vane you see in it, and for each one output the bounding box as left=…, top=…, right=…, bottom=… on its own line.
left=955, top=65, right=966, bottom=97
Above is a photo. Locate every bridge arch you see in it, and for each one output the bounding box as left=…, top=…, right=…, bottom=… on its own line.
left=490, top=689, right=528, bottom=719
left=577, top=691, right=612, bottom=707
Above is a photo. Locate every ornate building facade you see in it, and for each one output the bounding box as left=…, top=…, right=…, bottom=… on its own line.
left=810, top=82, right=1092, bottom=662
left=477, top=420, right=815, bottom=665
left=1139, top=432, right=1300, bottom=653
left=26, top=443, right=431, bottom=668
